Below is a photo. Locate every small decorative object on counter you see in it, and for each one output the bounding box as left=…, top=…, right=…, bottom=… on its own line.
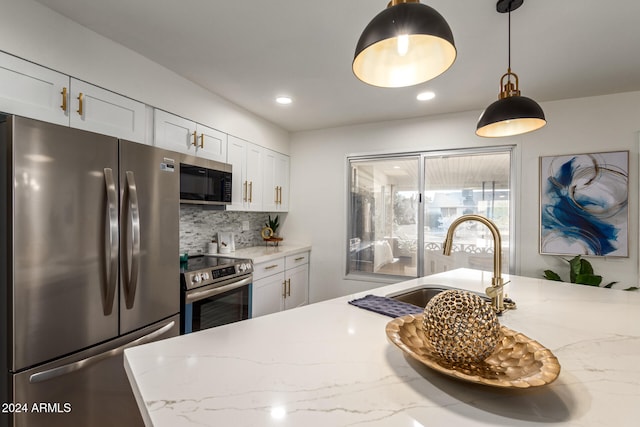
left=262, top=215, right=283, bottom=246
left=265, top=215, right=280, bottom=236
left=179, top=252, right=189, bottom=266
left=422, top=289, right=500, bottom=364
left=207, top=240, right=217, bottom=254
left=217, top=231, right=233, bottom=254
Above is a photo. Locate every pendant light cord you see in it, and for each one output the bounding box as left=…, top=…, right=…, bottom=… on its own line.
left=507, top=7, right=511, bottom=75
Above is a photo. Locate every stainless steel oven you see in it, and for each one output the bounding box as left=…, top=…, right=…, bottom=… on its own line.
left=180, top=256, right=253, bottom=334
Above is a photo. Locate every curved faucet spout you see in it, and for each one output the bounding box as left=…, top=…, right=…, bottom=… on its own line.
left=442, top=214, right=506, bottom=313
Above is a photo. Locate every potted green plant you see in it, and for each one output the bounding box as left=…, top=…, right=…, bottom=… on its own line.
left=265, top=215, right=280, bottom=236
left=543, top=255, right=637, bottom=290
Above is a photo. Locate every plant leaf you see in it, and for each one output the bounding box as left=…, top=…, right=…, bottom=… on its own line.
left=568, top=255, right=582, bottom=283
left=575, top=274, right=602, bottom=286
left=624, top=286, right=639, bottom=291
left=579, top=258, right=594, bottom=275
left=603, top=281, right=618, bottom=288
left=543, top=270, right=563, bottom=282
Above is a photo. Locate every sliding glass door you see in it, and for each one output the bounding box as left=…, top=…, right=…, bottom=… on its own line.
left=423, top=150, right=511, bottom=276
left=347, top=147, right=513, bottom=280
left=348, top=156, right=420, bottom=277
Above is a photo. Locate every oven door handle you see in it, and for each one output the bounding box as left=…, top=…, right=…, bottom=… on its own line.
left=185, top=276, right=253, bottom=304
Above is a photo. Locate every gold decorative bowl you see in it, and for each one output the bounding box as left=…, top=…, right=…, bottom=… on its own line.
left=386, top=313, right=561, bottom=388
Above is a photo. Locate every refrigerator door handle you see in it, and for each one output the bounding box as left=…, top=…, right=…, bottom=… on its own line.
left=28, top=320, right=176, bottom=384
left=103, top=168, right=119, bottom=315
left=124, top=171, right=141, bottom=309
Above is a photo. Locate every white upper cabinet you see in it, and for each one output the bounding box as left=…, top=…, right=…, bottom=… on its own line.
left=227, top=135, right=248, bottom=210
left=0, top=51, right=68, bottom=126
left=245, top=142, right=263, bottom=210
left=0, top=52, right=146, bottom=143
left=69, top=79, right=146, bottom=143
left=262, top=149, right=289, bottom=212
left=154, top=109, right=197, bottom=154
left=226, top=135, right=264, bottom=211
left=154, top=109, right=226, bottom=162
left=228, top=135, right=290, bottom=212
left=195, top=123, right=227, bottom=163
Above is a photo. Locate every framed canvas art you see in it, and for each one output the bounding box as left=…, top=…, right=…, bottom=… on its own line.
left=539, top=151, right=628, bottom=257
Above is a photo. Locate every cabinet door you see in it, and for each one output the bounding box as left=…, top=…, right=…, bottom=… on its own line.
left=70, top=79, right=146, bottom=143
left=284, top=264, right=309, bottom=310
left=245, top=142, right=263, bottom=210
left=0, top=51, right=69, bottom=126
left=196, top=124, right=227, bottom=162
left=275, top=153, right=290, bottom=211
left=226, top=135, right=248, bottom=210
left=262, top=149, right=278, bottom=212
left=252, top=273, right=285, bottom=317
left=153, top=109, right=197, bottom=154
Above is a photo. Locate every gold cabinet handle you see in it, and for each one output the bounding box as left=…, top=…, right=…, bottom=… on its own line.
left=264, top=264, right=279, bottom=270
left=60, top=87, right=67, bottom=112
left=274, top=186, right=279, bottom=204
left=282, top=281, right=287, bottom=298
left=294, top=256, right=305, bottom=262
left=199, top=133, right=204, bottom=148
left=191, top=131, right=197, bottom=147
left=287, top=278, right=291, bottom=297
left=279, top=186, right=282, bottom=204
left=76, top=92, right=84, bottom=115
left=249, top=181, right=253, bottom=203
left=243, top=181, right=248, bottom=202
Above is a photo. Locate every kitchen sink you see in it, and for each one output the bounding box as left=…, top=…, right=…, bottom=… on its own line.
left=387, top=285, right=491, bottom=308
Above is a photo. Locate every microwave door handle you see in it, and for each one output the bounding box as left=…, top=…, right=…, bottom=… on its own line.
left=185, top=276, right=253, bottom=304
left=103, top=168, right=118, bottom=316
left=28, top=320, right=175, bottom=384
left=124, top=171, right=141, bottom=309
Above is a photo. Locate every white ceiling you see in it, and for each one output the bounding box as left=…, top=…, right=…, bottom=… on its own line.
left=33, top=0, right=640, bottom=133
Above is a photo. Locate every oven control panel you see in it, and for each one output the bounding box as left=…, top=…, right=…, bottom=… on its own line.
left=183, top=262, right=253, bottom=290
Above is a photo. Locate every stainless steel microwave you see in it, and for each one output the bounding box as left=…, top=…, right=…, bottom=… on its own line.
left=179, top=156, right=232, bottom=205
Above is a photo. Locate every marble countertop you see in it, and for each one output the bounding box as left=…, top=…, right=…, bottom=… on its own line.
left=211, top=243, right=311, bottom=264
left=124, top=268, right=640, bottom=426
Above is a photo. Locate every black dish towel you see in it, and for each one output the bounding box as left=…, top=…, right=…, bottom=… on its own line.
left=348, top=294, right=423, bottom=318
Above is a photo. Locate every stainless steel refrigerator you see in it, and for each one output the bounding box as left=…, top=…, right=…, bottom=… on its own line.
left=0, top=115, right=181, bottom=427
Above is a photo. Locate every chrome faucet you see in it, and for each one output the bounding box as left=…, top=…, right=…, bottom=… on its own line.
left=442, top=214, right=510, bottom=314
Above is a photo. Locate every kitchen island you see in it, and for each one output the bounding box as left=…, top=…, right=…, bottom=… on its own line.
left=124, top=269, right=640, bottom=426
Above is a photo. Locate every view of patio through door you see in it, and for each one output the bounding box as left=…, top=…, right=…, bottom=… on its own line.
left=347, top=148, right=513, bottom=279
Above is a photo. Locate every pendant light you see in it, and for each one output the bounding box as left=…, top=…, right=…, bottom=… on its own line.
left=476, top=0, right=546, bottom=138
left=353, top=0, right=456, bottom=88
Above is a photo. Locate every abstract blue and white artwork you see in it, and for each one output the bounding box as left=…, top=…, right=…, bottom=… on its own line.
left=540, top=151, right=628, bottom=257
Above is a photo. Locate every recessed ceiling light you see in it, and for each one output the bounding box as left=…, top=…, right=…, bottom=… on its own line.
left=417, top=91, right=436, bottom=101
left=275, top=96, right=292, bottom=105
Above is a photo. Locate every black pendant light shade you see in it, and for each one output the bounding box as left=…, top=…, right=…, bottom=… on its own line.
left=353, top=1, right=456, bottom=88
left=476, top=74, right=546, bottom=137
left=476, top=0, right=546, bottom=137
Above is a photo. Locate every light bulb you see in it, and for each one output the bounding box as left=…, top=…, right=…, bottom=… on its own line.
left=397, top=34, right=409, bottom=56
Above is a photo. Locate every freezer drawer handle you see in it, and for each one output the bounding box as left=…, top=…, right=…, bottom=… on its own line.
left=103, top=168, right=118, bottom=315
left=124, top=171, right=141, bottom=309
left=28, top=320, right=176, bottom=384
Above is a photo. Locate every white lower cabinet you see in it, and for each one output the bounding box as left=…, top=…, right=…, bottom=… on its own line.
left=251, top=251, right=309, bottom=318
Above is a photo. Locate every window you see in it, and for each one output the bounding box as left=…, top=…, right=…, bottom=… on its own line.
left=348, top=156, right=420, bottom=277
left=347, top=147, right=513, bottom=279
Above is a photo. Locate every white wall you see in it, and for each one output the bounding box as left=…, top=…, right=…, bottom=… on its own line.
left=286, top=91, right=640, bottom=303
left=0, top=0, right=290, bottom=154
